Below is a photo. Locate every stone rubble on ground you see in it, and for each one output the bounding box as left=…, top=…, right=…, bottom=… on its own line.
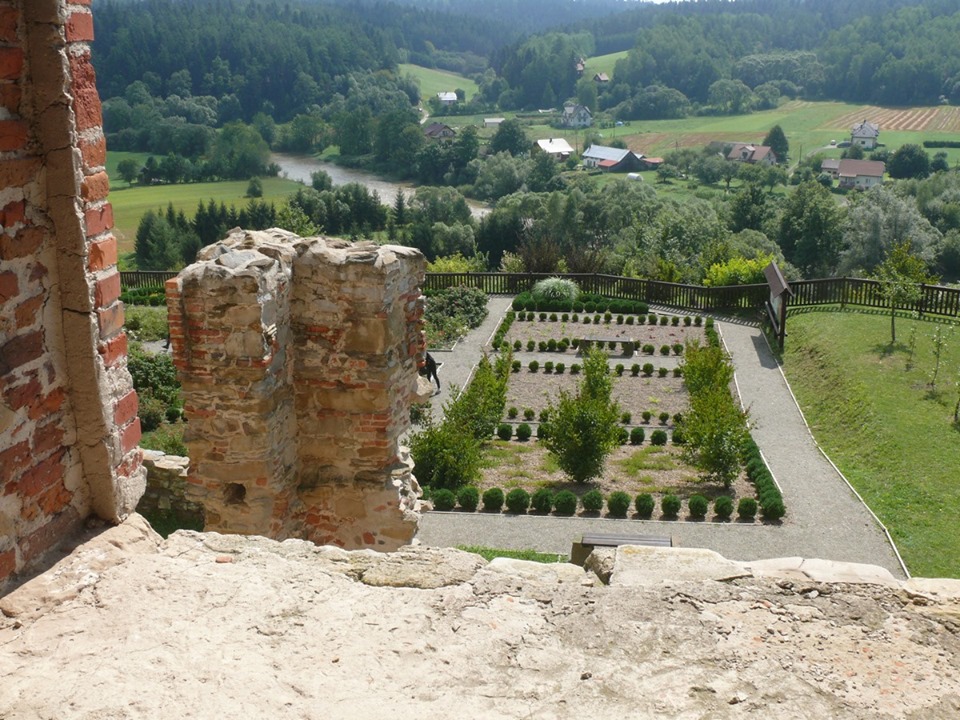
left=1, top=515, right=959, bottom=719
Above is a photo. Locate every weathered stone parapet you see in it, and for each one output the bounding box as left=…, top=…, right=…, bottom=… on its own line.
left=167, top=229, right=426, bottom=549
left=137, top=450, right=204, bottom=530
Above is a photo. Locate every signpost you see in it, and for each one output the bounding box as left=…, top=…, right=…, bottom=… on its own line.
left=764, top=261, right=791, bottom=351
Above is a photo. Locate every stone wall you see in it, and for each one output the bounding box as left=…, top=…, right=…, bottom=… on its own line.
left=0, top=0, right=145, bottom=586
left=138, top=451, right=203, bottom=531
left=166, top=229, right=427, bottom=550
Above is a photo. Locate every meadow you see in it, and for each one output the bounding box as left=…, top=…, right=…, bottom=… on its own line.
left=399, top=63, right=480, bottom=104
left=782, top=309, right=960, bottom=578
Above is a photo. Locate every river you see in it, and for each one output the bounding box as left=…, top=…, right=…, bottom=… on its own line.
left=271, top=152, right=490, bottom=219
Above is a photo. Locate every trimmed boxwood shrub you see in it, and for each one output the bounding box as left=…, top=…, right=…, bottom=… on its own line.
left=642, top=363, right=654, bottom=376
left=432, top=489, right=456, bottom=511
left=642, top=410, right=652, bottom=423
left=512, top=360, right=521, bottom=373
left=513, top=340, right=522, bottom=351
left=688, top=494, right=708, bottom=519
left=616, top=315, right=624, bottom=325
left=671, top=428, right=686, bottom=445
left=630, top=427, right=645, bottom=445
left=673, top=367, right=683, bottom=377
left=523, top=408, right=535, bottom=420
left=528, top=360, right=539, bottom=372
left=604, top=312, right=613, bottom=324
left=671, top=316, right=680, bottom=326
left=536, top=423, right=549, bottom=440
left=508, top=406, right=518, bottom=419
left=581, top=489, right=604, bottom=512
left=607, top=491, right=631, bottom=518
left=561, top=313, right=569, bottom=322
left=631, top=363, right=640, bottom=376
left=648, top=314, right=658, bottom=324
left=482, top=487, right=505, bottom=512
left=570, top=363, right=581, bottom=374
left=553, top=490, right=578, bottom=516
left=538, top=340, right=548, bottom=352
left=558, top=339, right=570, bottom=352
left=673, top=343, right=684, bottom=355
left=582, top=315, right=592, bottom=324
left=620, top=411, right=632, bottom=424
left=547, top=338, right=558, bottom=351
left=531, top=487, right=554, bottom=513
left=539, top=312, right=547, bottom=321
left=658, top=367, right=668, bottom=377
left=516, top=423, right=532, bottom=441
left=615, top=363, right=624, bottom=376
left=497, top=423, right=513, bottom=440
left=592, top=315, right=601, bottom=324
left=544, top=361, right=554, bottom=373
left=505, top=488, right=531, bottom=514
left=555, top=362, right=565, bottom=374
left=762, top=498, right=786, bottom=521
left=713, top=495, right=734, bottom=520
left=617, top=426, right=629, bottom=444
left=457, top=486, right=480, bottom=512
left=659, top=411, right=670, bottom=424
left=539, top=408, right=550, bottom=423
left=527, top=340, right=535, bottom=351
left=549, top=313, right=558, bottom=322
left=650, top=429, right=668, bottom=446
left=661, top=494, right=681, bottom=518
left=659, top=316, right=669, bottom=326
left=695, top=316, right=703, bottom=326
left=626, top=315, right=635, bottom=325
left=659, top=344, right=670, bottom=355
left=684, top=316, right=692, bottom=326
left=635, top=493, right=655, bottom=518
left=737, top=497, right=757, bottom=520
left=643, top=344, right=655, bottom=355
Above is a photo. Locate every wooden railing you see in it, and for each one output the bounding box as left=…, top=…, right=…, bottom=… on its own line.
left=121, top=270, right=960, bottom=318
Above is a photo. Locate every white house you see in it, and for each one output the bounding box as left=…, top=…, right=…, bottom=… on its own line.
left=726, top=143, right=777, bottom=166
left=836, top=159, right=885, bottom=189
left=560, top=102, right=592, bottom=129
left=536, top=138, right=574, bottom=161
left=851, top=120, right=880, bottom=149
left=436, top=91, right=458, bottom=106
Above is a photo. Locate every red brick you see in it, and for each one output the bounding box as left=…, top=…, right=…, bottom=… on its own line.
left=94, top=270, right=121, bottom=308
left=27, top=387, right=65, bottom=420
left=1, top=226, right=45, bottom=260
left=84, top=203, right=113, bottom=237
left=64, top=11, right=93, bottom=42
left=72, top=0, right=93, bottom=6
left=32, top=420, right=64, bottom=456
left=0, top=269, right=17, bottom=302
left=120, top=418, right=141, bottom=454
left=113, top=389, right=138, bottom=427
left=79, top=135, right=106, bottom=169
left=0, top=156, right=40, bottom=187
left=0, top=548, right=15, bottom=581
left=0, top=330, right=43, bottom=375
left=0, top=47, right=22, bottom=81
left=96, top=301, right=124, bottom=339
left=36, top=482, right=72, bottom=516
left=0, top=440, right=30, bottom=485
left=80, top=170, right=109, bottom=203
left=4, top=374, right=40, bottom=411
left=0, top=200, right=24, bottom=226
left=0, top=6, right=18, bottom=44
left=97, top=331, right=127, bottom=367
left=17, top=450, right=65, bottom=497
left=88, top=236, right=117, bottom=271
left=0, top=118, right=27, bottom=151
left=20, top=507, right=80, bottom=567
left=0, top=83, right=21, bottom=114
left=14, top=292, right=43, bottom=327
left=115, top=448, right=143, bottom=478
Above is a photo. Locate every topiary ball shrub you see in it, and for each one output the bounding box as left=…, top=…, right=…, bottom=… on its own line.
left=547, top=338, right=558, bottom=351
left=582, top=315, right=592, bottom=324
left=626, top=315, right=635, bottom=325
left=616, top=315, right=624, bottom=325
left=536, top=423, right=549, bottom=440
left=621, top=411, right=632, bottom=424
left=539, top=408, right=550, bottom=423
left=630, top=427, right=645, bottom=445
left=516, top=423, right=532, bottom=441
left=659, top=316, right=669, bottom=326
left=561, top=313, right=569, bottom=322
left=688, top=494, right=708, bottom=519
left=648, top=314, right=658, bottom=325
left=694, top=316, right=703, bottom=326
left=651, top=429, right=668, bottom=446
left=617, top=426, right=629, bottom=444
left=658, top=367, right=668, bottom=377
left=671, top=316, right=680, bottom=326
left=642, top=410, right=653, bottom=423
left=544, top=361, right=554, bottom=374
left=508, top=406, right=519, bottom=419
left=607, top=491, right=631, bottom=518
left=513, top=340, right=522, bottom=351
left=631, top=363, right=640, bottom=376
left=528, top=360, right=539, bottom=372
left=505, top=488, right=531, bottom=514
left=457, top=485, right=480, bottom=512
left=593, top=315, right=601, bottom=325
left=713, top=495, right=733, bottom=520
left=673, top=367, right=683, bottom=378
left=673, top=343, right=684, bottom=355
left=642, top=363, right=654, bottom=377
left=659, top=411, right=670, bottom=424
left=538, top=341, right=548, bottom=352
left=531, top=487, right=553, bottom=514
left=549, top=313, right=558, bottom=322
left=661, top=494, right=681, bottom=518
left=555, top=362, right=565, bottom=374
left=581, top=489, right=604, bottom=513
left=761, top=498, right=786, bottom=521
left=571, top=314, right=579, bottom=323
left=482, top=487, right=505, bottom=512
left=604, top=312, right=613, bottom=324
left=615, top=363, right=625, bottom=376
left=527, top=340, right=535, bottom=351
left=643, top=344, right=655, bottom=355
left=737, top=497, right=758, bottom=520
left=660, top=344, right=671, bottom=355
left=539, top=312, right=547, bottom=321
left=584, top=302, right=596, bottom=313
left=523, top=408, right=535, bottom=420
left=553, top=490, right=578, bottom=516
left=635, top=493, right=655, bottom=518
left=570, top=363, right=581, bottom=374
left=684, top=316, right=692, bottom=326
left=432, top=489, right=456, bottom=511
left=512, top=360, right=521, bottom=373
left=497, top=423, right=513, bottom=440
left=671, top=428, right=686, bottom=445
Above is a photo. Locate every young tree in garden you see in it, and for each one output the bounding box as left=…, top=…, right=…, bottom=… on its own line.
left=116, top=157, right=141, bottom=185
left=489, top=118, right=529, bottom=157
left=888, top=144, right=931, bottom=179
left=873, top=241, right=934, bottom=344
left=762, top=125, right=789, bottom=163
left=541, top=346, right=621, bottom=483
left=779, top=180, right=845, bottom=277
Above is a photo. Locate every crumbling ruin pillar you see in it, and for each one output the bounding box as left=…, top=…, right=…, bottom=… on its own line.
left=167, top=229, right=426, bottom=550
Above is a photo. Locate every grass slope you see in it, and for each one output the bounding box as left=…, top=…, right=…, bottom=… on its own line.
left=399, top=63, right=479, bottom=104
left=584, top=51, right=627, bottom=80
left=109, top=174, right=303, bottom=254
left=782, top=309, right=960, bottom=578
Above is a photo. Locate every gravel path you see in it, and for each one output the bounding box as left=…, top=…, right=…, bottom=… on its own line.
left=415, top=303, right=909, bottom=579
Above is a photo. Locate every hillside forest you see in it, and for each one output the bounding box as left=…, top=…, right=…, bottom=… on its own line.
left=92, top=0, right=960, bottom=285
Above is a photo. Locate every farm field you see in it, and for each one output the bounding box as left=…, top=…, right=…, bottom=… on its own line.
left=782, top=310, right=960, bottom=578
left=583, top=50, right=628, bottom=80
left=399, top=63, right=479, bottom=104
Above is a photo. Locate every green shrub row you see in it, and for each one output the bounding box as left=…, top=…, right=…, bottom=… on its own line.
left=121, top=287, right=166, bottom=306
left=512, top=291, right=649, bottom=315
left=431, top=487, right=752, bottom=520
left=491, top=310, right=515, bottom=349
left=742, top=437, right=786, bottom=520
left=512, top=311, right=700, bottom=327
left=518, top=360, right=679, bottom=377
left=506, top=336, right=686, bottom=357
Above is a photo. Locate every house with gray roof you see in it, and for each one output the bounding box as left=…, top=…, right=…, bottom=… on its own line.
left=851, top=120, right=880, bottom=149
left=582, top=144, right=643, bottom=172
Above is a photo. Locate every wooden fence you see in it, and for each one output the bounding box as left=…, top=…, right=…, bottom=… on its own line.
left=121, top=271, right=960, bottom=319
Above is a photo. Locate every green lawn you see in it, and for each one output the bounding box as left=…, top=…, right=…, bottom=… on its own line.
left=583, top=50, right=628, bottom=80
left=399, top=63, right=479, bottom=104
left=108, top=173, right=304, bottom=254
left=782, top=309, right=960, bottom=578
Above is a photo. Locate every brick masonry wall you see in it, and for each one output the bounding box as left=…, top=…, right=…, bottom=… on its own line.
left=0, top=0, right=145, bottom=587
left=168, top=229, right=426, bottom=551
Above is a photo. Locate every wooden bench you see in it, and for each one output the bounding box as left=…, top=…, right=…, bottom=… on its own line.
left=571, top=532, right=672, bottom=565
